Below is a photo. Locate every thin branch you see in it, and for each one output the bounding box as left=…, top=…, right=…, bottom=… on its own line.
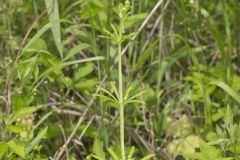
left=54, top=109, right=88, bottom=160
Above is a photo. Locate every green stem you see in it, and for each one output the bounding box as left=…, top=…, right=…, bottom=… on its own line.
left=118, top=42, right=125, bottom=159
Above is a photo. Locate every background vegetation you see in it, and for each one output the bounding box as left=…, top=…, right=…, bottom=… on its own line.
left=1, top=0, right=240, bottom=159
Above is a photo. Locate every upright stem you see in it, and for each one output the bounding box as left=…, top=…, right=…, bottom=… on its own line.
left=118, top=42, right=125, bottom=159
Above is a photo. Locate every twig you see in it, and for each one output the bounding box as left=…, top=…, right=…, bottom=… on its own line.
left=141, top=0, right=171, bottom=53
left=52, top=106, right=83, bottom=116
left=54, top=109, right=88, bottom=160
left=74, top=117, right=94, bottom=145
left=59, top=124, right=69, bottom=159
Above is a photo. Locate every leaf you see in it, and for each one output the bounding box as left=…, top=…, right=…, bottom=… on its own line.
left=121, top=32, right=138, bottom=43
left=0, top=143, right=8, bottom=158
left=107, top=148, right=119, bottom=160
left=225, top=104, right=233, bottom=126
left=110, top=81, right=119, bottom=100
left=111, top=24, right=119, bottom=39
left=183, top=141, right=223, bottom=160
left=103, top=29, right=118, bottom=42
left=8, top=125, right=24, bottom=133
left=127, top=90, right=147, bottom=101
left=74, top=63, right=94, bottom=80
left=209, top=80, right=240, bottom=104
left=140, top=154, right=156, bottom=160
left=44, top=0, right=63, bottom=58
left=75, top=79, right=97, bottom=90
left=92, top=138, right=105, bottom=159
left=7, top=105, right=44, bottom=124
left=18, top=55, right=38, bottom=80
left=26, top=127, right=48, bottom=154
left=34, top=111, right=53, bottom=130
left=12, top=93, right=29, bottom=113
left=21, top=20, right=67, bottom=56
left=124, top=85, right=132, bottom=100
left=125, top=13, right=148, bottom=29
left=93, top=94, right=118, bottom=104
left=63, top=43, right=92, bottom=61
left=124, top=99, right=145, bottom=105
left=27, top=38, right=47, bottom=50
left=91, top=155, right=105, bottom=160
left=7, top=140, right=26, bottom=158
left=127, top=146, right=135, bottom=159
left=97, top=86, right=118, bottom=102
left=32, top=56, right=104, bottom=88
left=130, top=40, right=159, bottom=76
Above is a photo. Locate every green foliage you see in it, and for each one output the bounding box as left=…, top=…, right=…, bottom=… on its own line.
left=1, top=0, right=240, bottom=159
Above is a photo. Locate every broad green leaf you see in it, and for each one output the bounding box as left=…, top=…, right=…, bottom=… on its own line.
left=63, top=43, right=92, bottom=61
left=12, top=93, right=29, bottom=113
left=46, top=123, right=62, bottom=138
left=184, top=141, right=223, bottom=160
left=0, top=143, right=8, bottom=158
left=74, top=63, right=94, bottom=80
left=44, top=0, right=63, bottom=58
left=92, top=138, right=105, bottom=159
left=7, top=105, right=44, bottom=124
left=28, top=38, right=47, bottom=50
left=75, top=79, right=97, bottom=90
left=7, top=140, right=25, bottom=158
left=8, top=125, right=24, bottom=133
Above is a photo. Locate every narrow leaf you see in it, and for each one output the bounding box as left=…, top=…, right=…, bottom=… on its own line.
left=107, top=148, right=119, bottom=160
left=26, top=127, right=48, bottom=154
left=97, top=86, right=118, bottom=102
left=140, top=154, right=156, bottom=160
left=0, top=143, right=8, bottom=158
left=209, top=81, right=240, bottom=104
left=63, top=43, right=91, bottom=62
left=44, top=0, right=63, bottom=58
left=34, top=111, right=53, bottom=130
left=22, top=20, right=66, bottom=56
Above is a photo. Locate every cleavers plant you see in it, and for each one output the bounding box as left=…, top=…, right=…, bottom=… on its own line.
left=94, top=1, right=155, bottom=160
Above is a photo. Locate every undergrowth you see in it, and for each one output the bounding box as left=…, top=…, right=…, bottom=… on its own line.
left=0, top=0, right=240, bottom=160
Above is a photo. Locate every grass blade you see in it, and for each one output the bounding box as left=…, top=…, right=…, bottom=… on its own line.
left=44, top=0, right=63, bottom=58
left=209, top=80, right=240, bottom=104
left=63, top=43, right=91, bottom=62
left=21, top=20, right=66, bottom=56
left=26, top=127, right=48, bottom=154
